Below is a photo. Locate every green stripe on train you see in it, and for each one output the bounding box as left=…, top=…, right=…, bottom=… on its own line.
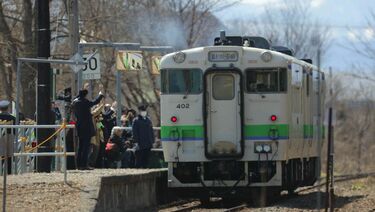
left=244, top=124, right=289, bottom=137
left=161, top=124, right=323, bottom=140
left=161, top=124, right=289, bottom=139
left=304, top=125, right=314, bottom=138
left=161, top=125, right=204, bottom=139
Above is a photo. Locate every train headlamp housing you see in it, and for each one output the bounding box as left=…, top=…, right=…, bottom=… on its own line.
left=173, top=52, right=186, bottom=63
left=263, top=144, right=272, bottom=153
left=254, top=143, right=272, bottom=153
left=255, top=145, right=263, bottom=153
left=261, top=51, right=272, bottom=62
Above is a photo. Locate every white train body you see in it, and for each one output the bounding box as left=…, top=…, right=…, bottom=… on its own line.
left=160, top=43, right=325, bottom=194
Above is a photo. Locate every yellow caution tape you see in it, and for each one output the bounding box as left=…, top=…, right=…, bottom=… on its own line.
left=19, top=136, right=28, bottom=142
left=0, top=122, right=67, bottom=160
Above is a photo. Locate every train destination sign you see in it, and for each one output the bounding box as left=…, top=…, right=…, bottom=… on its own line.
left=208, top=51, right=238, bottom=62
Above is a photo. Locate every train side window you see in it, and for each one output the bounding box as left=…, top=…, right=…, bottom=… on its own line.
left=279, top=69, right=287, bottom=92
left=161, top=69, right=202, bottom=94
left=161, top=69, right=169, bottom=93
left=312, top=71, right=319, bottom=93
left=246, top=69, right=287, bottom=93
left=292, top=63, right=303, bottom=87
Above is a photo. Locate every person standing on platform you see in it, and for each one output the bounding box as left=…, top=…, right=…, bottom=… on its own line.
left=51, top=101, right=62, bottom=124
left=72, top=89, right=104, bottom=170
left=102, top=102, right=117, bottom=142
left=132, top=104, right=154, bottom=168
left=0, top=100, right=16, bottom=174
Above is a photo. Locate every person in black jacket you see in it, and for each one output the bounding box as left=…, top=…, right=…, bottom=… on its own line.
left=0, top=100, right=16, bottom=174
left=132, top=104, right=154, bottom=168
left=72, top=89, right=104, bottom=170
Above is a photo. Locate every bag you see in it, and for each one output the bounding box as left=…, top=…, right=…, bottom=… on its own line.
left=105, top=142, right=117, bottom=152
left=105, top=140, right=120, bottom=161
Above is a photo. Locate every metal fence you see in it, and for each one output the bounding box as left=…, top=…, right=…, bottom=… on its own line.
left=0, top=124, right=162, bottom=176
left=0, top=124, right=75, bottom=182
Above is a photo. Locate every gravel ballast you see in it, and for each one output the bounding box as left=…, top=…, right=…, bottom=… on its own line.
left=0, top=169, right=164, bottom=212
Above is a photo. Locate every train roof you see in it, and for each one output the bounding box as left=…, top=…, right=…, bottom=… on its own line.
left=160, top=45, right=321, bottom=73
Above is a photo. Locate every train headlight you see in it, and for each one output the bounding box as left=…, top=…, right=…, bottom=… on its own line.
left=263, top=144, right=272, bottom=153
left=261, top=51, right=272, bottom=62
left=255, top=144, right=263, bottom=153
left=254, top=143, right=272, bottom=153
left=173, top=52, right=186, bottom=63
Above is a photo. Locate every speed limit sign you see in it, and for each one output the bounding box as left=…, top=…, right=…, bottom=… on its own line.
left=82, top=53, right=101, bottom=80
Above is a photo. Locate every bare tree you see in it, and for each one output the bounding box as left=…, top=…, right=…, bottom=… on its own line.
left=166, top=0, right=236, bottom=48
left=347, top=10, right=375, bottom=82
left=0, top=0, right=36, bottom=117
left=350, top=11, right=375, bottom=60
left=333, top=74, right=375, bottom=174
left=226, top=0, right=330, bottom=63
left=0, top=0, right=237, bottom=122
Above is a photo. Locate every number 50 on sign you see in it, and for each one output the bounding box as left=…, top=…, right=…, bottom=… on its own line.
left=82, top=53, right=101, bottom=80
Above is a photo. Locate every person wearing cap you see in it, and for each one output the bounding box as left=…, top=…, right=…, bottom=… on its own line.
left=132, top=104, right=154, bottom=168
left=0, top=100, right=15, bottom=124
left=0, top=100, right=15, bottom=174
left=72, top=89, right=104, bottom=170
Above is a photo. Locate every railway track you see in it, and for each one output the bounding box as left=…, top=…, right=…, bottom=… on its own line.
left=297, top=172, right=375, bottom=193
left=158, top=172, right=375, bottom=212
left=160, top=200, right=249, bottom=212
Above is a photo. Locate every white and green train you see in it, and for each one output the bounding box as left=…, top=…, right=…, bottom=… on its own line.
left=160, top=32, right=325, bottom=202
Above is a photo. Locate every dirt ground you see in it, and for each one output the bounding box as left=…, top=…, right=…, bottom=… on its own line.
left=164, top=175, right=375, bottom=212
left=1, top=171, right=374, bottom=212
left=0, top=169, right=159, bottom=212
left=248, top=175, right=375, bottom=211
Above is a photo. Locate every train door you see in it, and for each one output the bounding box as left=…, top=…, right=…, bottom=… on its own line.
left=204, top=70, right=243, bottom=158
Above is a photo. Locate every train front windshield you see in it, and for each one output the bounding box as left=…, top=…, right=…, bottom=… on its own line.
left=161, top=69, right=202, bottom=94
left=246, top=69, right=287, bottom=93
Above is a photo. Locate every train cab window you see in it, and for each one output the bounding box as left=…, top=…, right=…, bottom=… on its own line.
left=246, top=69, right=287, bottom=93
left=161, top=69, right=202, bottom=94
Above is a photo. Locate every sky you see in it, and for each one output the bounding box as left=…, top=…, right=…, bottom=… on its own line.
left=215, top=0, right=375, bottom=72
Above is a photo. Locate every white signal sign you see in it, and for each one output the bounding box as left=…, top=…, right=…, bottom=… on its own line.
left=82, top=53, right=101, bottom=80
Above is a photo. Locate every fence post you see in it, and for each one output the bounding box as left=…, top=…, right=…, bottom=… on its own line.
left=55, top=129, right=61, bottom=171
left=0, top=128, right=3, bottom=176
left=63, top=126, right=67, bottom=184
left=2, top=131, right=9, bottom=212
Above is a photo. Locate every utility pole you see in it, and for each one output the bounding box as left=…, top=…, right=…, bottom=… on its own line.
left=68, top=0, right=80, bottom=95
left=316, top=46, right=322, bottom=210
left=68, top=0, right=80, bottom=170
left=36, top=0, right=52, bottom=172
left=325, top=67, right=335, bottom=212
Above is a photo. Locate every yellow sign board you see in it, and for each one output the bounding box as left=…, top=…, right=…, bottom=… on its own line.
left=151, top=56, right=161, bottom=75
left=116, top=51, right=143, bottom=71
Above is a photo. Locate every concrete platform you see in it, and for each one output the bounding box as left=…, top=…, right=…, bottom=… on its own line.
left=0, top=169, right=168, bottom=211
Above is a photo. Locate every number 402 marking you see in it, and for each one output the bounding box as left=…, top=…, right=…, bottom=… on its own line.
left=176, top=103, right=190, bottom=109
